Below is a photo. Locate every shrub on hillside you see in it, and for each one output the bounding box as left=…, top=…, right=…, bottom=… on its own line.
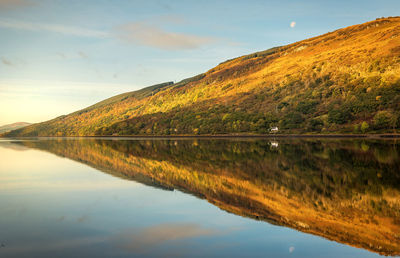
left=373, top=111, right=397, bottom=130
left=328, top=108, right=352, bottom=124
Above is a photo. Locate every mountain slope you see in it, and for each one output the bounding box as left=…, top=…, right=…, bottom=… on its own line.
left=0, top=122, right=31, bottom=134
left=4, top=17, right=400, bottom=137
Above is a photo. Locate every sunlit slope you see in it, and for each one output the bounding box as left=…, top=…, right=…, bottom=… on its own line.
left=5, top=17, right=400, bottom=136
left=15, top=138, right=400, bottom=255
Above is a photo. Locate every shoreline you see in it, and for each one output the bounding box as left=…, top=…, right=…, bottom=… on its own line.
left=1, top=133, right=400, bottom=139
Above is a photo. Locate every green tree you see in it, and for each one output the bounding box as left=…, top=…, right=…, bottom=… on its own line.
left=361, top=121, right=369, bottom=133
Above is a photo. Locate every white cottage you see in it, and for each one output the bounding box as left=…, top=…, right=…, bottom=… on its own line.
left=270, top=126, right=279, bottom=132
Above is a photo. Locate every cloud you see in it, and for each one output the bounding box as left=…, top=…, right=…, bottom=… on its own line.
left=157, top=15, right=186, bottom=25
left=1, top=57, right=13, bottom=66
left=55, top=52, right=66, bottom=59
left=290, top=21, right=296, bottom=28
left=155, top=0, right=172, bottom=10
left=0, top=0, right=32, bottom=8
left=0, top=18, right=217, bottom=50
left=78, top=51, right=88, bottom=59
left=115, top=22, right=215, bottom=50
left=1, top=57, right=25, bottom=66
left=289, top=246, right=295, bottom=253
left=0, top=19, right=109, bottom=38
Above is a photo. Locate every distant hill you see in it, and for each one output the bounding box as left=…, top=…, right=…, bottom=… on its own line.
left=4, top=17, right=400, bottom=137
left=0, top=122, right=31, bottom=134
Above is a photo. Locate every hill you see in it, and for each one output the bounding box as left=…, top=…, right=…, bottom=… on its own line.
left=4, top=17, right=400, bottom=137
left=0, top=122, right=31, bottom=134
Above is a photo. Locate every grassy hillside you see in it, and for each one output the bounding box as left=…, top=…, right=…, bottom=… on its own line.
left=4, top=17, right=400, bottom=137
left=0, top=122, right=31, bottom=134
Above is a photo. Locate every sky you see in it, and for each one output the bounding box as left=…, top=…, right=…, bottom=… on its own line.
left=1, top=0, right=400, bottom=125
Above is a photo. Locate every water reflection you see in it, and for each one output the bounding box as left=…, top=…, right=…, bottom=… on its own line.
left=110, top=223, right=218, bottom=254
left=2, top=138, right=400, bottom=256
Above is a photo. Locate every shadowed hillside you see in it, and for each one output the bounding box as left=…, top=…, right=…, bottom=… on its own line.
left=4, top=17, right=400, bottom=136
left=9, top=138, right=400, bottom=256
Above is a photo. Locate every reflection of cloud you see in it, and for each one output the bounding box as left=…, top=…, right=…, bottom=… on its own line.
left=115, top=22, right=215, bottom=50
left=111, top=223, right=218, bottom=253
left=0, top=179, right=136, bottom=191
left=0, top=236, right=106, bottom=255
left=0, top=19, right=109, bottom=38
left=289, top=246, right=295, bottom=253
left=77, top=215, right=89, bottom=223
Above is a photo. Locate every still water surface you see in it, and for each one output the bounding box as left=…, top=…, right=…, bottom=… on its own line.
left=0, top=138, right=399, bottom=257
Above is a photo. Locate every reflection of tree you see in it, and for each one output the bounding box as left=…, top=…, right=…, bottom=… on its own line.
left=18, top=138, right=400, bottom=255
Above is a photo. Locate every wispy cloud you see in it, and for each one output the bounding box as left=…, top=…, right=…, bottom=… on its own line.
left=0, top=19, right=109, bottom=38
left=0, top=18, right=217, bottom=50
left=0, top=0, right=32, bottom=8
left=78, top=51, right=88, bottom=59
left=1, top=57, right=13, bottom=66
left=55, top=52, right=66, bottom=59
left=115, top=22, right=215, bottom=50
left=155, top=0, right=172, bottom=11
left=157, top=14, right=187, bottom=25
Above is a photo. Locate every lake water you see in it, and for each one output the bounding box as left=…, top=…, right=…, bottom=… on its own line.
left=0, top=138, right=399, bottom=257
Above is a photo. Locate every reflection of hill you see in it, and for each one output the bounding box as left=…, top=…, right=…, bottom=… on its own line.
left=15, top=138, right=400, bottom=255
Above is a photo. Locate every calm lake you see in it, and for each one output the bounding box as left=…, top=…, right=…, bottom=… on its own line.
left=0, top=138, right=399, bottom=257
